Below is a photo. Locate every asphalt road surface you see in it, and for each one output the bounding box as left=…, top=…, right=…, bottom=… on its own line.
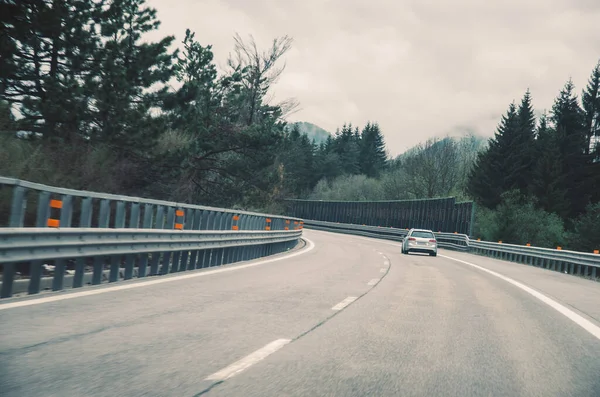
left=1, top=229, right=600, bottom=397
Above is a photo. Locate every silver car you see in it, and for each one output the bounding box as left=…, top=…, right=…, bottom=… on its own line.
left=401, top=229, right=438, bottom=256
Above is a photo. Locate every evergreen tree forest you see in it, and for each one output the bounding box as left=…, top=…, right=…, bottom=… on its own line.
left=0, top=0, right=389, bottom=212
left=467, top=63, right=600, bottom=250
left=0, top=1, right=598, bottom=251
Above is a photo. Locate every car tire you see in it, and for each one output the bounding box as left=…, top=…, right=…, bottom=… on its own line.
left=430, top=252, right=437, bottom=257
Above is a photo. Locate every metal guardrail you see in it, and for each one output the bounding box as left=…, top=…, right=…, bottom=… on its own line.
left=0, top=178, right=304, bottom=298
left=303, top=220, right=600, bottom=280
left=285, top=197, right=475, bottom=235
left=0, top=176, right=301, bottom=229
left=469, top=240, right=599, bottom=279
left=0, top=228, right=301, bottom=298
left=303, top=220, right=469, bottom=251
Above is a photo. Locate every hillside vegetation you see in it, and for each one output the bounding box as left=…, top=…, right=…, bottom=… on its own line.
left=0, top=0, right=598, bottom=251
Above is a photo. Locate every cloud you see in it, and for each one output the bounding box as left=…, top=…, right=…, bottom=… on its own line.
left=146, top=0, right=600, bottom=155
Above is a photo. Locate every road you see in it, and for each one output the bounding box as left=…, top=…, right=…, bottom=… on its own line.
left=1, top=229, right=600, bottom=396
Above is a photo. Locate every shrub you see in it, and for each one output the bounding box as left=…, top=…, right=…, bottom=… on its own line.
left=566, top=203, right=600, bottom=252
left=474, top=190, right=566, bottom=248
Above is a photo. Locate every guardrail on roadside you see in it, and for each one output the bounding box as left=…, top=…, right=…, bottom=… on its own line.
left=0, top=178, right=304, bottom=298
left=303, top=220, right=469, bottom=251
left=303, top=220, right=599, bottom=280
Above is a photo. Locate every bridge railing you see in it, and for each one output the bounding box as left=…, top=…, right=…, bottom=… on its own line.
left=303, top=219, right=469, bottom=250
left=303, top=220, right=599, bottom=280
left=0, top=178, right=304, bottom=298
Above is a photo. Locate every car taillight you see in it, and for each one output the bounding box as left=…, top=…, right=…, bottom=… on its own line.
left=429, top=239, right=436, bottom=243
left=408, top=237, right=416, bottom=241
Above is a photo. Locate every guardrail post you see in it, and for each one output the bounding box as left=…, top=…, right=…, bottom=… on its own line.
left=123, top=203, right=140, bottom=280
left=237, top=215, right=246, bottom=262
left=137, top=204, right=154, bottom=278
left=52, top=195, right=73, bottom=291
left=109, top=201, right=126, bottom=283
left=172, top=209, right=185, bottom=272
left=206, top=211, right=215, bottom=230
left=159, top=207, right=176, bottom=275
left=0, top=263, right=15, bottom=298
left=9, top=186, right=26, bottom=227
left=72, top=197, right=93, bottom=289
left=149, top=206, right=164, bottom=275
left=27, top=191, right=51, bottom=294
left=198, top=250, right=207, bottom=269
left=185, top=210, right=199, bottom=270
left=92, top=199, right=111, bottom=285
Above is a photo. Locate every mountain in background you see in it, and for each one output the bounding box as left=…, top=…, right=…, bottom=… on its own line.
left=287, top=121, right=331, bottom=144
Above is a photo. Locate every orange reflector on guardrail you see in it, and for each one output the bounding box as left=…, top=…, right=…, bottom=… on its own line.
left=284, top=227, right=289, bottom=230
left=232, top=225, right=239, bottom=230
left=498, top=241, right=502, bottom=244
left=557, top=246, right=562, bottom=250
left=174, top=209, right=184, bottom=230
left=233, top=215, right=239, bottom=221
left=265, top=226, right=271, bottom=231
left=526, top=243, right=531, bottom=247
left=47, top=199, right=62, bottom=227
left=594, top=250, right=599, bottom=254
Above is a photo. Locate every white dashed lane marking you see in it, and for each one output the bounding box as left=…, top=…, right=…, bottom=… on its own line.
left=332, top=296, right=358, bottom=311
left=205, top=339, right=291, bottom=381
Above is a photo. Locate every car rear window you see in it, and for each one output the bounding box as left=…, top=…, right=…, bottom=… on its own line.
left=411, top=231, right=435, bottom=239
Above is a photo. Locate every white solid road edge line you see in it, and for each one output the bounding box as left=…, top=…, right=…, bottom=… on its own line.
left=306, top=230, right=600, bottom=341
left=367, top=278, right=379, bottom=286
left=205, top=339, right=291, bottom=381
left=440, top=254, right=600, bottom=341
left=331, top=296, right=358, bottom=311
left=0, top=238, right=316, bottom=311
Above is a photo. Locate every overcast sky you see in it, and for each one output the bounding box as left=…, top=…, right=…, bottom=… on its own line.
left=146, top=0, right=599, bottom=156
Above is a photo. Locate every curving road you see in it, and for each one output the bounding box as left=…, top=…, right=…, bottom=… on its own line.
left=1, top=229, right=600, bottom=396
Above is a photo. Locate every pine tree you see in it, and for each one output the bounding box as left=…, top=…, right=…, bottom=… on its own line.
left=581, top=61, right=600, bottom=204
left=277, top=124, right=315, bottom=195
left=551, top=79, right=589, bottom=218
left=314, top=139, right=343, bottom=181
left=531, top=113, right=568, bottom=216
left=467, top=103, right=519, bottom=208
left=512, top=90, right=537, bottom=194
left=582, top=61, right=600, bottom=156
left=1, top=0, right=99, bottom=141
left=333, top=123, right=360, bottom=174
left=167, top=29, right=219, bottom=135
left=89, top=0, right=175, bottom=150
left=0, top=100, right=15, bottom=133
left=359, top=122, right=387, bottom=178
